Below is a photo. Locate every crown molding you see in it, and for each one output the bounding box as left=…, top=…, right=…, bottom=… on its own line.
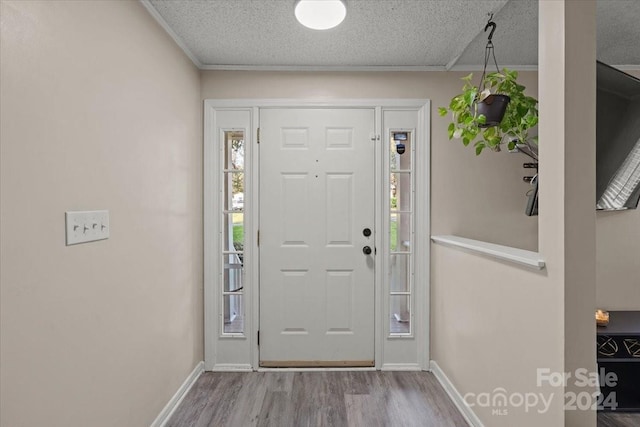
left=139, top=0, right=203, bottom=69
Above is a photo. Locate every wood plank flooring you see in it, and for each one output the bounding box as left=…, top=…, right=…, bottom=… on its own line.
left=598, top=412, right=640, bottom=427
left=167, top=371, right=469, bottom=427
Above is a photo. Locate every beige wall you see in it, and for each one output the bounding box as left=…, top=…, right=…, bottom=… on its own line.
left=431, top=247, right=564, bottom=425
left=597, top=209, right=640, bottom=309
left=201, top=70, right=540, bottom=251
left=0, top=2, right=202, bottom=427
left=596, top=69, right=640, bottom=310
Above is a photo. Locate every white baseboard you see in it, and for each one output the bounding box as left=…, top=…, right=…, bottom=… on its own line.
left=430, top=360, right=484, bottom=427
left=150, top=361, right=204, bottom=427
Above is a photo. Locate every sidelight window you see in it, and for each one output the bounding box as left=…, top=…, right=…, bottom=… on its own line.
left=221, top=130, right=245, bottom=335
left=389, top=131, right=414, bottom=336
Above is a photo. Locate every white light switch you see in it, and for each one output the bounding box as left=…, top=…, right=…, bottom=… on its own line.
left=65, top=210, right=109, bottom=245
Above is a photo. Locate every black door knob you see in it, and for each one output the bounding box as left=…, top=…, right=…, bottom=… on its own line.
left=363, top=228, right=372, bottom=237
left=363, top=246, right=372, bottom=255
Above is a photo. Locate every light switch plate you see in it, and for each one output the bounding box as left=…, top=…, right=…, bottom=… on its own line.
left=65, top=210, right=109, bottom=245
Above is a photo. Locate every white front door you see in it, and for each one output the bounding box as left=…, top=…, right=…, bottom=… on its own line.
left=259, top=108, right=376, bottom=367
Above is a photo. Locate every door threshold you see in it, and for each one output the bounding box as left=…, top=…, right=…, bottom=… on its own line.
left=261, top=360, right=374, bottom=368
left=257, top=366, right=377, bottom=372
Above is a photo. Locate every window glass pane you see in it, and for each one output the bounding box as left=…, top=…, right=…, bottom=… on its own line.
left=223, top=172, right=244, bottom=211
left=390, top=131, right=412, bottom=171
left=222, top=213, right=244, bottom=252
left=224, top=131, right=244, bottom=171
left=390, top=294, right=411, bottom=334
left=221, top=130, right=245, bottom=336
left=389, top=131, right=413, bottom=337
left=390, top=254, right=411, bottom=292
left=223, top=254, right=244, bottom=292
left=223, top=255, right=244, bottom=291
left=390, top=172, right=411, bottom=212
left=390, top=213, right=411, bottom=252
left=223, top=294, right=244, bottom=334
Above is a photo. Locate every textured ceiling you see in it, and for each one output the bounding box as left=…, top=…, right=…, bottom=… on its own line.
left=143, top=0, right=640, bottom=70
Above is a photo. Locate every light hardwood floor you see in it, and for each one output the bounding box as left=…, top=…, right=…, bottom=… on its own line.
left=167, top=371, right=469, bottom=427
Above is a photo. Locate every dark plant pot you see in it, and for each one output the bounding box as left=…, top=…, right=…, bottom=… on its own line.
left=476, top=94, right=510, bottom=128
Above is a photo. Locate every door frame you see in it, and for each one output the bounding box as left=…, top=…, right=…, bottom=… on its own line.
left=204, top=99, right=430, bottom=371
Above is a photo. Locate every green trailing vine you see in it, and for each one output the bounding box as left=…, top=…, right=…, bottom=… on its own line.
left=439, top=68, right=539, bottom=155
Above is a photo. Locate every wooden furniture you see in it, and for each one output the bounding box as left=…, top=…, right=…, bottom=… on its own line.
left=597, top=311, right=640, bottom=412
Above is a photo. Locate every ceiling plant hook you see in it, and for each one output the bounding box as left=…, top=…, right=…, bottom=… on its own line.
left=484, top=12, right=496, bottom=41
left=479, top=12, right=501, bottom=90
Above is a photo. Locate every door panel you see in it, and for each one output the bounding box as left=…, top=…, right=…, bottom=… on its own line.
left=260, top=108, right=375, bottom=366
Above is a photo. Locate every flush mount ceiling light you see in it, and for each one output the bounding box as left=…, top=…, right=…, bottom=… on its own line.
left=294, top=0, right=347, bottom=30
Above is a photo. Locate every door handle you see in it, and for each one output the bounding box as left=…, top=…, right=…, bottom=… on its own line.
left=363, top=246, right=372, bottom=255
left=363, top=228, right=372, bottom=237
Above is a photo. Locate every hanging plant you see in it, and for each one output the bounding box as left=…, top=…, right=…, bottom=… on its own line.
left=438, top=15, right=539, bottom=157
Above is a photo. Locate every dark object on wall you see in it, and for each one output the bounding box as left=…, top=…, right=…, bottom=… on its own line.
left=525, top=177, right=538, bottom=217
left=596, top=61, right=640, bottom=210
left=394, top=132, right=407, bottom=154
